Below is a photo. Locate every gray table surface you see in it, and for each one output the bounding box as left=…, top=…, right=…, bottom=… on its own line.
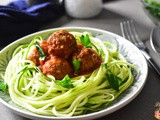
left=0, top=0, right=160, bottom=120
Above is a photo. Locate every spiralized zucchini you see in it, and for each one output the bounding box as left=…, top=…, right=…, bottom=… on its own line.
left=4, top=31, right=137, bottom=117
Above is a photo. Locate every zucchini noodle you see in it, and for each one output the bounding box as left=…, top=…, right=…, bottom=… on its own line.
left=4, top=31, right=137, bottom=117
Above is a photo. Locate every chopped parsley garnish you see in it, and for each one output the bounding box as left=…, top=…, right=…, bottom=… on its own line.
left=72, top=58, right=82, bottom=74
left=35, top=41, right=46, bottom=60
left=106, top=70, right=122, bottom=92
left=80, top=34, right=92, bottom=48
left=57, top=75, right=74, bottom=89
left=144, top=0, right=160, bottom=18
left=0, top=80, right=8, bottom=92
left=103, top=63, right=108, bottom=69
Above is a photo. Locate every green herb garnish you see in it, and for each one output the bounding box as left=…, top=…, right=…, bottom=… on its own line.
left=57, top=75, right=74, bottom=89
left=35, top=41, right=46, bottom=60
left=144, top=0, right=160, bottom=18
left=106, top=70, right=122, bottom=92
left=80, top=34, right=92, bottom=48
left=72, top=58, right=82, bottom=74
left=0, top=80, right=8, bottom=92
left=103, top=63, right=108, bottom=69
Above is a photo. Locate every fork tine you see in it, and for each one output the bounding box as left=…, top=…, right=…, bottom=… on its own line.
left=120, top=21, right=133, bottom=42
left=129, top=20, right=145, bottom=47
left=120, top=21, right=128, bottom=39
left=125, top=20, right=139, bottom=46
left=120, top=20, right=145, bottom=48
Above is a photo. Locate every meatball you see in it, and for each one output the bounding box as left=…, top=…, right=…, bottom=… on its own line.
left=28, top=40, right=48, bottom=66
left=72, top=47, right=102, bottom=75
left=73, top=43, right=84, bottom=53
left=40, top=40, right=48, bottom=55
left=28, top=48, right=39, bottom=66
left=40, top=56, right=73, bottom=80
left=48, top=30, right=76, bottom=59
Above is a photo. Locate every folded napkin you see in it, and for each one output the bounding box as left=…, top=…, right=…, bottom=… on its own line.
left=0, top=0, right=65, bottom=46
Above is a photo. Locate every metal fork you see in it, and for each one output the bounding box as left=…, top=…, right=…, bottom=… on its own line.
left=120, top=20, right=160, bottom=76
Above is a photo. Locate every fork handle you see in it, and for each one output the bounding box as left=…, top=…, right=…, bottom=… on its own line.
left=141, top=50, right=160, bottom=76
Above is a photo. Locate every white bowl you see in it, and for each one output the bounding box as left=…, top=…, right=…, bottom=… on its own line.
left=0, top=27, right=148, bottom=120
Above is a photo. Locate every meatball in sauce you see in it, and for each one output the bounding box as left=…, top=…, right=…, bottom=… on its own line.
left=40, top=56, right=73, bottom=80
left=48, top=30, right=76, bottom=59
left=28, top=30, right=102, bottom=80
left=28, top=48, right=40, bottom=66
left=40, top=40, right=49, bottom=55
left=72, top=43, right=102, bottom=75
left=28, top=40, right=49, bottom=66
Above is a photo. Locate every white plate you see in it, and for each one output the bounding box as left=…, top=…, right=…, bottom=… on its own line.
left=0, top=27, right=148, bottom=120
